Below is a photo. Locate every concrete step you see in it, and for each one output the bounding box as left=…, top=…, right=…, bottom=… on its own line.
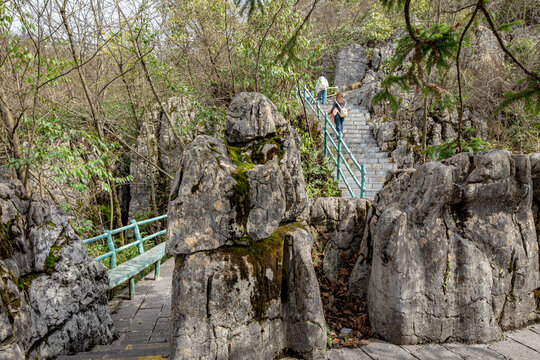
left=342, top=124, right=370, bottom=130
left=362, top=163, right=397, bottom=170
left=341, top=136, right=377, bottom=142
left=342, top=133, right=374, bottom=138
left=335, top=147, right=382, bottom=153
left=340, top=180, right=384, bottom=191
left=350, top=152, right=389, bottom=158
left=341, top=175, right=387, bottom=183
left=57, top=343, right=170, bottom=359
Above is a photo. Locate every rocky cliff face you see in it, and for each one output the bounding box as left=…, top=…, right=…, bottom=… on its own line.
left=166, top=92, right=325, bottom=359
left=0, top=180, right=115, bottom=359
left=349, top=150, right=540, bottom=344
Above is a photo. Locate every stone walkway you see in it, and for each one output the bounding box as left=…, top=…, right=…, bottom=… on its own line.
left=63, top=257, right=540, bottom=359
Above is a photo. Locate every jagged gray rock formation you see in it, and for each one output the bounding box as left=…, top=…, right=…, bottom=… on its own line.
left=302, top=197, right=369, bottom=282
left=129, top=96, right=206, bottom=219
left=166, top=92, right=325, bottom=359
left=0, top=180, right=115, bottom=359
left=334, top=44, right=369, bottom=88
left=349, top=150, right=540, bottom=344
left=531, top=153, right=540, bottom=252
left=170, top=225, right=325, bottom=360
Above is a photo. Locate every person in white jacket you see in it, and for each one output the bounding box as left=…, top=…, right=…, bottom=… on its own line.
left=315, top=74, right=329, bottom=105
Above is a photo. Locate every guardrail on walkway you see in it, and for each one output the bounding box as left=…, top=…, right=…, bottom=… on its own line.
left=83, top=214, right=167, bottom=267
left=296, top=84, right=366, bottom=198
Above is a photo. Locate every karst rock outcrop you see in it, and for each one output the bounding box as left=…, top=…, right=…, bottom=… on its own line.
left=350, top=150, right=540, bottom=344
left=0, top=180, right=115, bottom=359
left=166, top=92, right=325, bottom=359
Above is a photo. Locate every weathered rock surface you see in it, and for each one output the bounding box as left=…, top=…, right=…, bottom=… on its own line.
left=302, top=197, right=370, bottom=281
left=170, top=225, right=326, bottom=360
left=0, top=180, right=115, bottom=359
left=225, top=92, right=287, bottom=144
left=166, top=92, right=308, bottom=255
left=334, top=44, right=369, bottom=88
left=531, top=153, right=540, bottom=254
left=167, top=92, right=324, bottom=359
left=129, top=96, right=211, bottom=219
left=350, top=150, right=540, bottom=344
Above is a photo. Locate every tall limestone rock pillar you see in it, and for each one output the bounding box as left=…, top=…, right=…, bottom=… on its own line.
left=166, top=93, right=326, bottom=359
left=350, top=150, right=540, bottom=344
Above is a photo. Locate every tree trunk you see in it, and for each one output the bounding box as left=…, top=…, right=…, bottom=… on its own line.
left=0, top=88, right=27, bottom=191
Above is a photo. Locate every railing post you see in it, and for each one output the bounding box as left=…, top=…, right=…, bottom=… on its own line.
left=105, top=231, right=116, bottom=269
left=324, top=113, right=328, bottom=157
left=361, top=164, right=366, bottom=199
left=132, top=219, right=144, bottom=254
left=337, top=132, right=342, bottom=182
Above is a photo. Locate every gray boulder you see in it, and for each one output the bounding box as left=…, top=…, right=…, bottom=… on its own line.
left=165, top=136, right=243, bottom=254
left=166, top=93, right=308, bottom=255
left=225, top=92, right=287, bottom=144
left=350, top=150, right=540, bottom=344
left=531, top=153, right=540, bottom=248
left=0, top=180, right=115, bottom=359
left=335, top=44, right=369, bottom=88
left=170, top=224, right=326, bottom=360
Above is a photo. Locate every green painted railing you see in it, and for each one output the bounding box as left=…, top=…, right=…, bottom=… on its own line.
left=83, top=214, right=167, bottom=267
left=296, top=84, right=366, bottom=198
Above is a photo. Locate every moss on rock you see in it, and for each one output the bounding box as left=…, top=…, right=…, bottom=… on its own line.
left=217, top=223, right=304, bottom=320
left=0, top=221, right=15, bottom=260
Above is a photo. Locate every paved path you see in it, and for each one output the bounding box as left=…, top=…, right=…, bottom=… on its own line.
left=64, top=257, right=540, bottom=359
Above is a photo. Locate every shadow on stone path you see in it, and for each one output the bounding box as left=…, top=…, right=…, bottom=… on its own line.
left=61, top=257, right=540, bottom=359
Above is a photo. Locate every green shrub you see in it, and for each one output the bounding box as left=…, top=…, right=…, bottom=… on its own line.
left=358, top=2, right=395, bottom=44
left=425, top=128, right=492, bottom=161
left=299, top=130, right=341, bottom=198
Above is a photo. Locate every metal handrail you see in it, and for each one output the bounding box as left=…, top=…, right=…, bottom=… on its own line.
left=297, top=84, right=366, bottom=198
left=84, top=214, right=167, bottom=268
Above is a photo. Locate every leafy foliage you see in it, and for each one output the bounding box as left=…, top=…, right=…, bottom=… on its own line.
left=298, top=130, right=341, bottom=198
left=496, top=75, right=540, bottom=116
left=425, top=128, right=492, bottom=161
left=374, top=22, right=461, bottom=111
left=358, top=2, right=395, bottom=44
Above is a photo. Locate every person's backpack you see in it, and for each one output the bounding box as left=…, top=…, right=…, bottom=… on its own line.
left=320, top=76, right=329, bottom=90
left=337, top=102, right=348, bottom=117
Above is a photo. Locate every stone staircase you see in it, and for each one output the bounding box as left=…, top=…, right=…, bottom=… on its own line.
left=336, top=106, right=396, bottom=199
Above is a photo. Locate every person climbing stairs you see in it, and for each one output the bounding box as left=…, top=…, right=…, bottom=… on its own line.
left=337, top=106, right=396, bottom=199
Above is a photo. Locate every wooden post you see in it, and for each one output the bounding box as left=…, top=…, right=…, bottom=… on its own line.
left=132, top=219, right=144, bottom=254
left=129, top=278, right=135, bottom=299
left=105, top=231, right=117, bottom=268
left=155, top=260, right=161, bottom=279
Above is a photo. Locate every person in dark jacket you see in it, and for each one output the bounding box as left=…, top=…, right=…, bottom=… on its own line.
left=327, top=92, right=347, bottom=133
